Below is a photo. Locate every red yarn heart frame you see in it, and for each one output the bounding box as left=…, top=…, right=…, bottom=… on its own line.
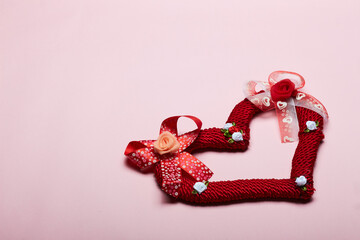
left=152, top=98, right=325, bottom=204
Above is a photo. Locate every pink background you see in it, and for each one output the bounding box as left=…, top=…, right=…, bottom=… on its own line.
left=1, top=0, right=360, bottom=239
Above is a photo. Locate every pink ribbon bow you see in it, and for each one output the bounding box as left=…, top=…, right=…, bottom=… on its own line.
left=124, top=115, right=213, bottom=197
left=244, top=71, right=329, bottom=143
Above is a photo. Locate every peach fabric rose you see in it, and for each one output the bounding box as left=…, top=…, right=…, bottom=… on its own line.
left=153, top=131, right=180, bottom=155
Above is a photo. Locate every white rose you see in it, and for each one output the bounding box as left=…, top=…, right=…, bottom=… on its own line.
left=232, top=132, right=243, bottom=142
left=306, top=121, right=317, bottom=131
left=295, top=176, right=307, bottom=187
left=193, top=182, right=207, bottom=194
left=223, top=123, right=233, bottom=130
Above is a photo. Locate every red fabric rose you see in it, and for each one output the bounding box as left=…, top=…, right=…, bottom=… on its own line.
left=228, top=126, right=240, bottom=134
left=270, top=79, right=297, bottom=101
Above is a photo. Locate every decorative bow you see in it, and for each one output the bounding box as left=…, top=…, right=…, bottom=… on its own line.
left=244, top=71, right=329, bottom=143
left=124, top=115, right=213, bottom=197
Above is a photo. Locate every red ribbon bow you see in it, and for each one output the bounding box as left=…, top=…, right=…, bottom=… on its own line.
left=124, top=115, right=213, bottom=197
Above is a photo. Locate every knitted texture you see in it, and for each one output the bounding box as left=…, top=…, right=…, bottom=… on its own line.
left=187, top=99, right=261, bottom=152
left=153, top=98, right=325, bottom=204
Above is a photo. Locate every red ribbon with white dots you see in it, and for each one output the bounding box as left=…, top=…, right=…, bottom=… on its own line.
left=124, top=116, right=213, bottom=197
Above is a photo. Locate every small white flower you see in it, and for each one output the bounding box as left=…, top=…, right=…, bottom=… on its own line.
left=295, top=176, right=307, bottom=187
left=306, top=121, right=317, bottom=131
left=232, top=132, right=243, bottom=142
left=223, top=123, right=233, bottom=130
left=193, top=182, right=207, bottom=194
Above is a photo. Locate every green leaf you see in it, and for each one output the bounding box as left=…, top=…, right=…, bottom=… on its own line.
left=301, top=186, right=307, bottom=191
left=240, top=130, right=243, bottom=134
left=192, top=190, right=198, bottom=194
left=228, top=139, right=234, bottom=144
left=220, top=128, right=226, bottom=133
left=205, top=181, right=209, bottom=187
left=316, top=121, right=319, bottom=126
left=224, top=131, right=232, bottom=138
left=232, top=122, right=236, bottom=126
left=304, top=129, right=310, bottom=133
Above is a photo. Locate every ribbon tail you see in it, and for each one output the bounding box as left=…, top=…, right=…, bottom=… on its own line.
left=274, top=98, right=299, bottom=143
left=294, top=91, right=329, bottom=121
left=179, top=152, right=213, bottom=182
left=160, top=158, right=182, bottom=198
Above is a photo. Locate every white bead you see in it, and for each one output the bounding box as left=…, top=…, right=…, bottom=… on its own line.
left=306, top=121, right=317, bottom=131
left=295, top=176, right=307, bottom=187
left=223, top=123, right=233, bottom=130
left=232, top=132, right=243, bottom=141
left=193, top=182, right=207, bottom=194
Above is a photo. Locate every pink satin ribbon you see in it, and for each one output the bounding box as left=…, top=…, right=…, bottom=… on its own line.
left=124, top=115, right=213, bottom=197
left=244, top=71, right=329, bottom=143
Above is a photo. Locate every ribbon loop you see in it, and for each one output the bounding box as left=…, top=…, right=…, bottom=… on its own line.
left=160, top=115, right=202, bottom=136
left=268, top=71, right=305, bottom=89
left=244, top=80, right=269, bottom=96
left=160, top=115, right=202, bottom=152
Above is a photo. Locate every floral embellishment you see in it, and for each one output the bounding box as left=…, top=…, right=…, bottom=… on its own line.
left=304, top=120, right=319, bottom=132
left=270, top=79, right=297, bottom=101
left=223, top=123, right=233, bottom=130
left=295, top=175, right=308, bottom=191
left=153, top=131, right=180, bottom=155
left=192, top=181, right=209, bottom=194
left=221, top=122, right=244, bottom=143
left=232, top=132, right=243, bottom=142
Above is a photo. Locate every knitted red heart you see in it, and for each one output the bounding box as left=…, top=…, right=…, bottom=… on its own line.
left=151, top=99, right=325, bottom=204
left=125, top=71, right=328, bottom=204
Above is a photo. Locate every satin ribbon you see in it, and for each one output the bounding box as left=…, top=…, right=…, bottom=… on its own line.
left=244, top=71, right=329, bottom=143
left=124, top=115, right=213, bottom=197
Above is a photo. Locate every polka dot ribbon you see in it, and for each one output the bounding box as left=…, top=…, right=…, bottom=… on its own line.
left=124, top=115, right=213, bottom=197
left=244, top=71, right=329, bottom=143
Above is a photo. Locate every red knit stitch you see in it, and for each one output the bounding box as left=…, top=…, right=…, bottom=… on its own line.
left=152, top=99, right=325, bottom=203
